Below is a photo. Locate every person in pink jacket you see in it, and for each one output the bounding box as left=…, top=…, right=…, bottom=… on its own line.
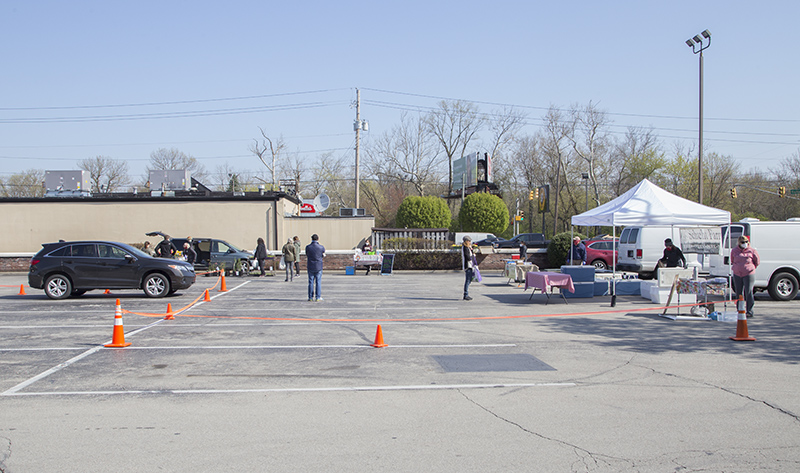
left=731, top=235, right=760, bottom=317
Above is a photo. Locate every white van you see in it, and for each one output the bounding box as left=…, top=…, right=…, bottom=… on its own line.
left=708, top=218, right=800, bottom=301
left=617, top=225, right=706, bottom=279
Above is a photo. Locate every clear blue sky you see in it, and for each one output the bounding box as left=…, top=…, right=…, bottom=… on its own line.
left=1, top=1, right=798, bottom=184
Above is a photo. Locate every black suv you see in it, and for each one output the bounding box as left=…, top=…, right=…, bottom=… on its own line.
left=492, top=233, right=549, bottom=249
left=28, top=241, right=196, bottom=299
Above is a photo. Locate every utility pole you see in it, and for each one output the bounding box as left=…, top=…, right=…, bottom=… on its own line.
left=354, top=89, right=361, bottom=209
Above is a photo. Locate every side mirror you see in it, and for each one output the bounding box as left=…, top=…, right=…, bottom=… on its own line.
left=124, top=254, right=136, bottom=263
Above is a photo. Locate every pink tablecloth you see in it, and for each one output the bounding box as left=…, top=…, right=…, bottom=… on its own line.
left=525, top=272, right=575, bottom=293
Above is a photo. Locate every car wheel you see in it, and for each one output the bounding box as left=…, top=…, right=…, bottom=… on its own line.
left=768, top=272, right=798, bottom=301
left=143, top=273, right=170, bottom=298
left=592, top=259, right=608, bottom=270
left=44, top=274, right=72, bottom=300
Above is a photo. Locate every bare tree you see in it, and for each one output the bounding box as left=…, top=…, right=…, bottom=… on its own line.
left=540, top=106, right=571, bottom=235
left=0, top=169, right=45, bottom=197
left=566, top=102, right=610, bottom=211
left=486, top=106, right=527, bottom=161
left=609, top=127, right=665, bottom=195
left=307, top=152, right=352, bottom=213
left=365, top=113, right=443, bottom=196
left=148, top=148, right=208, bottom=183
left=424, top=100, right=483, bottom=194
left=77, top=156, right=130, bottom=193
left=250, top=128, right=286, bottom=190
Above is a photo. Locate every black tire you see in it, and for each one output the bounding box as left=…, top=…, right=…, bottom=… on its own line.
left=70, top=289, right=87, bottom=297
left=143, top=273, right=170, bottom=298
left=768, top=271, right=798, bottom=301
left=591, top=259, right=608, bottom=270
left=44, top=274, right=72, bottom=300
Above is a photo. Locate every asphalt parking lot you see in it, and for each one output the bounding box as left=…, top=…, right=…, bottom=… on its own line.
left=1, top=270, right=799, bottom=472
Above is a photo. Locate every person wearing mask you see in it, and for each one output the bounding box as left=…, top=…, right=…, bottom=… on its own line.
left=305, top=234, right=326, bottom=301
left=519, top=241, right=528, bottom=262
left=254, top=238, right=268, bottom=277
left=566, top=237, right=586, bottom=265
left=142, top=241, right=155, bottom=257
left=292, top=236, right=302, bottom=277
left=659, top=238, right=686, bottom=268
left=282, top=238, right=297, bottom=282
left=461, top=236, right=476, bottom=301
left=731, top=235, right=760, bottom=318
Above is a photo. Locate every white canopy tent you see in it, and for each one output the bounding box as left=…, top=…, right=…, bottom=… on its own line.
left=570, top=179, right=731, bottom=304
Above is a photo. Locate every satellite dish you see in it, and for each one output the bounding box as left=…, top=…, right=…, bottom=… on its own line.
left=315, top=193, right=330, bottom=211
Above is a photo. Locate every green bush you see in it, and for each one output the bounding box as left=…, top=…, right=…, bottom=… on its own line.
left=457, top=192, right=509, bottom=236
left=395, top=196, right=451, bottom=229
left=547, top=231, right=587, bottom=268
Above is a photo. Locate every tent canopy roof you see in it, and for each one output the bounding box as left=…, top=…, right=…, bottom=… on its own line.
left=571, top=179, right=730, bottom=227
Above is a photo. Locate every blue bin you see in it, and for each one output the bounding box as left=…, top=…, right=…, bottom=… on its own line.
left=561, top=265, right=595, bottom=283
left=563, top=282, right=595, bottom=298
left=345, top=266, right=355, bottom=275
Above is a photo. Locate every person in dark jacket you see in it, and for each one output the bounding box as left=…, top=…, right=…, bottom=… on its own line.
left=305, top=234, right=326, bottom=301
left=566, top=237, right=586, bottom=265
left=461, top=236, right=476, bottom=301
left=519, top=241, right=528, bottom=261
left=155, top=235, right=176, bottom=259
left=182, top=242, right=196, bottom=265
left=659, top=238, right=686, bottom=268
left=254, top=238, right=268, bottom=276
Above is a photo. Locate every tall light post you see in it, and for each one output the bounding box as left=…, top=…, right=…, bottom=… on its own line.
left=686, top=29, right=711, bottom=204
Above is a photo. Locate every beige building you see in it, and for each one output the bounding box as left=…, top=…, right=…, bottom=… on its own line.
left=0, top=193, right=374, bottom=254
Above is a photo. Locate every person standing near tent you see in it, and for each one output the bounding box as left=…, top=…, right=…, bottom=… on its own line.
left=731, top=235, right=760, bottom=318
left=566, top=237, right=586, bottom=265
left=659, top=239, right=686, bottom=268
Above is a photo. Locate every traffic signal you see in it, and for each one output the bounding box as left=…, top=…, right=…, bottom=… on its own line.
left=528, top=190, right=535, bottom=200
left=779, top=186, right=787, bottom=198
left=730, top=187, right=737, bottom=199
left=519, top=210, right=524, bottom=221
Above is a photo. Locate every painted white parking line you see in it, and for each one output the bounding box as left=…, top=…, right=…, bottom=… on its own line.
left=0, top=343, right=516, bottom=352
left=3, top=382, right=576, bottom=397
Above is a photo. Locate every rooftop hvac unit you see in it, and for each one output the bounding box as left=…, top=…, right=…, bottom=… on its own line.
left=339, top=208, right=366, bottom=217
left=149, top=170, right=191, bottom=191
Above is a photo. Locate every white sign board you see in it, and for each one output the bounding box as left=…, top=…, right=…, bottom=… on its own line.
left=679, top=226, right=721, bottom=254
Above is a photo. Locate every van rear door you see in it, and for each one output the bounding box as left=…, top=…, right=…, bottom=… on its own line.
left=708, top=224, right=745, bottom=276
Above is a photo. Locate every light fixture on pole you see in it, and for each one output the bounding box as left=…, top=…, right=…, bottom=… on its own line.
left=686, top=29, right=711, bottom=204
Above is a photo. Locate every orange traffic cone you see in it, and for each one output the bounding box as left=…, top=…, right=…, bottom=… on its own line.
left=104, top=299, right=131, bottom=348
left=219, top=273, right=228, bottom=292
left=164, top=303, right=174, bottom=320
left=104, top=289, right=111, bottom=294
left=18, top=284, right=26, bottom=295
left=371, top=325, right=388, bottom=348
left=730, top=294, right=756, bottom=341
left=204, top=289, right=211, bottom=302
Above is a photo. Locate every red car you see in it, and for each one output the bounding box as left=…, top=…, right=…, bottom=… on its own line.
left=585, top=239, right=618, bottom=270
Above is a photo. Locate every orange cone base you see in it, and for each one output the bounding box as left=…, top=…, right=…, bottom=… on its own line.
left=18, top=284, right=26, bottom=295
left=371, top=325, right=388, bottom=348
left=730, top=320, right=756, bottom=341
left=164, top=303, right=174, bottom=320
left=104, top=328, right=131, bottom=348
left=204, top=289, right=211, bottom=302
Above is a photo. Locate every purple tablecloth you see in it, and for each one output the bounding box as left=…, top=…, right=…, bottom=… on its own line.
left=525, top=272, right=575, bottom=293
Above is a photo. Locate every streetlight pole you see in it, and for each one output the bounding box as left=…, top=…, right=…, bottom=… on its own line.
left=686, top=29, right=711, bottom=204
